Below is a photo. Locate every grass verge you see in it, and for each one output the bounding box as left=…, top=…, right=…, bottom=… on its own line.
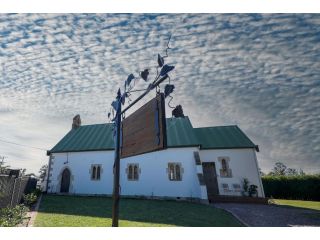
left=274, top=199, right=320, bottom=211
left=34, top=195, right=243, bottom=227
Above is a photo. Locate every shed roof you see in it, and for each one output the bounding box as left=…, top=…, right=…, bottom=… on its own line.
left=49, top=116, right=257, bottom=154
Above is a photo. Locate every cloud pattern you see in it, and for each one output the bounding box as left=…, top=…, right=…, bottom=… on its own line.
left=0, top=14, right=319, bottom=174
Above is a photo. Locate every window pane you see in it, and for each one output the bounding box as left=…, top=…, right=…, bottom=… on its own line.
left=133, top=165, right=138, bottom=180
left=97, top=166, right=101, bottom=180
left=222, top=159, right=227, bottom=171
left=169, top=164, right=175, bottom=180
left=128, top=165, right=133, bottom=180
left=92, top=166, right=96, bottom=179
left=175, top=164, right=181, bottom=180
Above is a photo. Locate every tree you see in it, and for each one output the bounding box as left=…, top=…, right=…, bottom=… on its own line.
left=39, top=164, right=48, bottom=182
left=259, top=168, right=265, bottom=176
left=267, top=162, right=304, bottom=176
left=0, top=156, right=10, bottom=174
left=299, top=168, right=306, bottom=176
left=20, top=168, right=26, bottom=176
left=270, top=162, right=287, bottom=176
left=25, top=173, right=36, bottom=177
left=286, top=168, right=298, bottom=176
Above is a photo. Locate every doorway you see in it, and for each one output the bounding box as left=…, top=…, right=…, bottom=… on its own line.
left=202, top=162, right=219, bottom=200
left=60, top=168, right=71, bottom=193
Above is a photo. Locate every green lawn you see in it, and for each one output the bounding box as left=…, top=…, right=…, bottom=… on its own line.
left=274, top=199, right=320, bottom=211
left=34, top=195, right=243, bottom=227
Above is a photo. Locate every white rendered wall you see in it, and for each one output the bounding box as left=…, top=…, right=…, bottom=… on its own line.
left=120, top=147, right=201, bottom=199
left=47, top=147, right=264, bottom=199
left=48, top=147, right=202, bottom=199
left=199, top=148, right=265, bottom=197
left=48, top=151, right=114, bottom=195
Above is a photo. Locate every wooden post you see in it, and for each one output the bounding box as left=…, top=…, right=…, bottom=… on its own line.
left=111, top=74, right=168, bottom=227
left=112, top=99, right=121, bottom=227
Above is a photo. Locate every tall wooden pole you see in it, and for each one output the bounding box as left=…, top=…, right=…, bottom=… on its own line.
left=112, top=99, right=121, bottom=227
left=111, top=74, right=168, bottom=227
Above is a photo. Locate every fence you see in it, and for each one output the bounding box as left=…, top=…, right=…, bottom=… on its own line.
left=0, top=175, right=37, bottom=208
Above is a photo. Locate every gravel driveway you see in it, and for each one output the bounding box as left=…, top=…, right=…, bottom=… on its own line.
left=213, top=203, right=320, bottom=227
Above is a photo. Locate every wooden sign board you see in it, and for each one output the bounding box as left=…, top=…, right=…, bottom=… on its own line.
left=120, top=93, right=167, bottom=158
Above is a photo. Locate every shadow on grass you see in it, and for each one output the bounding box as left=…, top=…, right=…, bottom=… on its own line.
left=36, top=194, right=243, bottom=227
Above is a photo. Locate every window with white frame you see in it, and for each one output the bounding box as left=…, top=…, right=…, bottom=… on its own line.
left=167, top=163, right=183, bottom=181
left=90, top=164, right=101, bottom=180
left=218, top=157, right=232, bottom=178
left=126, top=163, right=139, bottom=181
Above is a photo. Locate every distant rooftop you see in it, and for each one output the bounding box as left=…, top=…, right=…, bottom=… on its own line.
left=49, top=116, right=257, bottom=154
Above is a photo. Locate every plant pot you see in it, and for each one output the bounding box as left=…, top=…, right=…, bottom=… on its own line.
left=242, top=191, right=249, bottom=197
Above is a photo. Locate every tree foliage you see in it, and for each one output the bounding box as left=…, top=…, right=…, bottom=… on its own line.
left=267, top=162, right=305, bottom=176
left=39, top=164, right=48, bottom=182
left=0, top=156, right=10, bottom=174
left=270, top=162, right=287, bottom=176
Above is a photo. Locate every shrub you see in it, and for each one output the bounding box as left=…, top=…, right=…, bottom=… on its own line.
left=32, top=188, right=42, bottom=197
left=262, top=174, right=320, bottom=201
left=248, top=184, right=258, bottom=197
left=0, top=204, right=28, bottom=227
left=23, top=193, right=38, bottom=206
left=242, top=178, right=249, bottom=193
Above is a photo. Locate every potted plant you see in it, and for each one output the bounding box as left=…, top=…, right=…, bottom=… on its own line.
left=242, top=178, right=249, bottom=196
left=248, top=184, right=258, bottom=197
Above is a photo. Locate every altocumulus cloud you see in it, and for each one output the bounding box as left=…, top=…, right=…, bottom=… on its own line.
left=0, top=14, right=319, bottom=174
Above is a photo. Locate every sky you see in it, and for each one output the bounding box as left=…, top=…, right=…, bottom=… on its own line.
left=0, top=13, right=319, bottom=175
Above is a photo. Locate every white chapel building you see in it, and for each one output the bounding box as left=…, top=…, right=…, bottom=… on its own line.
left=46, top=116, right=265, bottom=202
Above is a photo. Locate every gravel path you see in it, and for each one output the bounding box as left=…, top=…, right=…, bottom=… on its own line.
left=213, top=203, right=320, bottom=227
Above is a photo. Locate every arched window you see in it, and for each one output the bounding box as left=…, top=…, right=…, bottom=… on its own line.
left=91, top=164, right=102, bottom=181
left=128, top=165, right=133, bottom=180
left=97, top=166, right=101, bottom=180
left=127, top=164, right=139, bottom=181
left=168, top=163, right=183, bottom=181
left=169, top=164, right=175, bottom=180
left=219, top=157, right=232, bottom=178
left=175, top=164, right=181, bottom=180
left=221, top=159, right=227, bottom=171
left=92, top=166, right=96, bottom=180
left=134, top=165, right=139, bottom=180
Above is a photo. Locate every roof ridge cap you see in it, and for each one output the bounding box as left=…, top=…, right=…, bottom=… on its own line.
left=80, top=123, right=113, bottom=127
left=194, top=125, right=238, bottom=129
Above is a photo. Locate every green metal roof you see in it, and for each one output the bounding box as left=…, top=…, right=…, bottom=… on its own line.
left=166, top=117, right=199, bottom=148
left=50, top=124, right=115, bottom=153
left=194, top=126, right=257, bottom=150
left=49, top=117, right=257, bottom=154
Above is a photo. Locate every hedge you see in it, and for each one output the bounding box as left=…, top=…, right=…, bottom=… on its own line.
left=262, top=175, right=320, bottom=201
